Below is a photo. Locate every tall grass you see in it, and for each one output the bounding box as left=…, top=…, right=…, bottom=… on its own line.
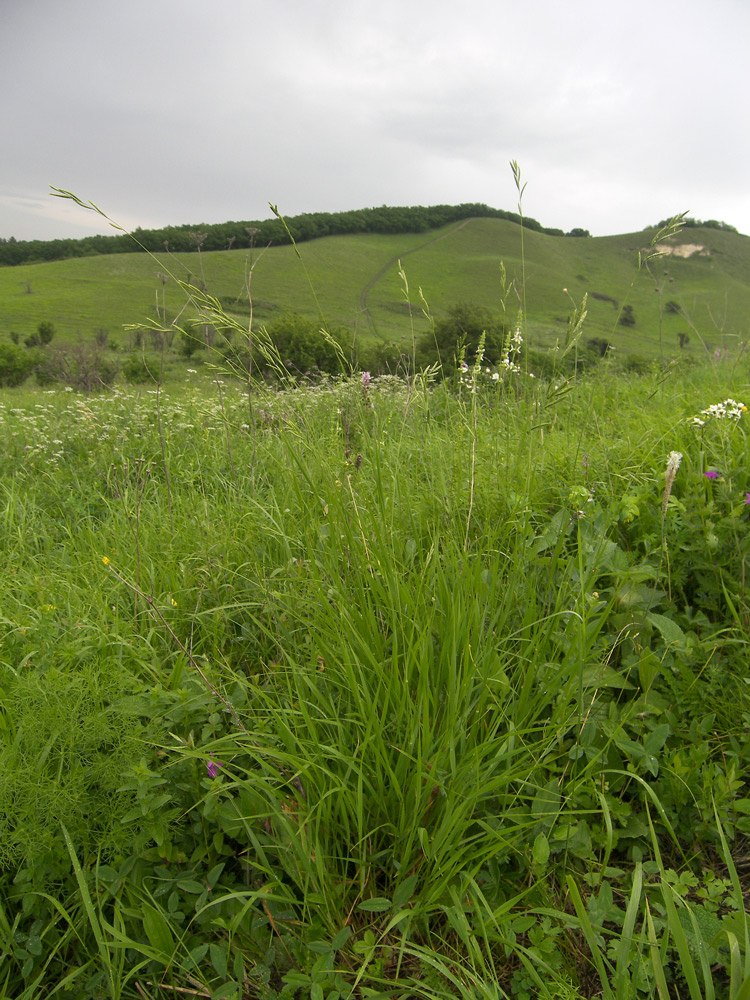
left=0, top=351, right=749, bottom=997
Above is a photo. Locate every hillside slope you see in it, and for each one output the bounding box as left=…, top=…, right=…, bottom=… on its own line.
left=2, top=219, right=748, bottom=358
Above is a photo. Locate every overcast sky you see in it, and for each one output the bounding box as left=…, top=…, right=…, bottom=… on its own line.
left=2, top=0, right=749, bottom=242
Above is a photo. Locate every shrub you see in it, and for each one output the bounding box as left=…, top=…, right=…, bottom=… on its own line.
left=619, top=304, right=636, bottom=327
left=37, top=320, right=56, bottom=345
left=122, top=353, right=159, bottom=384
left=418, top=301, right=507, bottom=373
left=24, top=320, right=56, bottom=348
left=266, top=313, right=345, bottom=375
left=525, top=348, right=558, bottom=379
left=35, top=343, right=118, bottom=391
left=622, top=353, right=653, bottom=373
left=0, top=343, right=37, bottom=387
left=359, top=340, right=413, bottom=376
left=587, top=337, right=611, bottom=358
left=179, top=326, right=204, bottom=358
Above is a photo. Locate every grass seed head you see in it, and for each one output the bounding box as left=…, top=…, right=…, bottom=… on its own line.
left=662, top=450, right=682, bottom=516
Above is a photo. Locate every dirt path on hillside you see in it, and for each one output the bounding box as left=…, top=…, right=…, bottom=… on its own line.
left=358, top=218, right=475, bottom=336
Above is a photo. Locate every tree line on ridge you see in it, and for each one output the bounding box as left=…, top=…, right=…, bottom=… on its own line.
left=0, top=203, right=588, bottom=267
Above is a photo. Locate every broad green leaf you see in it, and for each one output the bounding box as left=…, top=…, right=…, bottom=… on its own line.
left=142, top=904, right=174, bottom=958
left=307, top=940, right=333, bottom=954
left=638, top=650, right=661, bottom=694
left=647, top=612, right=687, bottom=647
left=211, top=984, right=241, bottom=1000
left=331, top=925, right=352, bottom=950
left=357, top=897, right=392, bottom=913
left=531, top=779, right=561, bottom=819
left=581, top=665, right=635, bottom=689
left=532, top=832, right=550, bottom=869
left=176, top=879, right=205, bottom=894
left=644, top=724, right=671, bottom=755
left=210, top=942, right=228, bottom=979
left=393, top=874, right=419, bottom=909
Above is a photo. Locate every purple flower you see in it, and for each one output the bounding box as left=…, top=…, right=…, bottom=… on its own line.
left=361, top=371, right=371, bottom=387
left=206, top=759, right=224, bottom=778
left=704, top=470, right=720, bottom=480
left=745, top=493, right=750, bottom=505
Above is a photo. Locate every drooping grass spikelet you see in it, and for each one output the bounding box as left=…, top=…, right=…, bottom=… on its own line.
left=661, top=450, right=683, bottom=516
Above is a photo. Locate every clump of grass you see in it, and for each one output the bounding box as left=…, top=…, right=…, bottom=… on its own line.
left=0, top=661, right=154, bottom=872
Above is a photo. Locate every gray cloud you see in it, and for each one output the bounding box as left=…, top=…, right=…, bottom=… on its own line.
left=1, top=0, right=748, bottom=240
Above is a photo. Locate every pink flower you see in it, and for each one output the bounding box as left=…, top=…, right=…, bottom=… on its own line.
left=704, top=471, right=720, bottom=480
left=745, top=493, right=750, bottom=505
left=361, top=371, right=371, bottom=387
left=206, top=759, right=224, bottom=778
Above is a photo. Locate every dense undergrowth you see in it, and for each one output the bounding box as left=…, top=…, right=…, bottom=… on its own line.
left=1, top=357, right=750, bottom=999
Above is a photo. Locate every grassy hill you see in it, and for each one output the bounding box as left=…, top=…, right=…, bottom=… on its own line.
left=2, top=217, right=749, bottom=360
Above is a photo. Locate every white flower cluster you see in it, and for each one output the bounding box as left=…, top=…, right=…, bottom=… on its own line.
left=458, top=361, right=507, bottom=390
left=499, top=325, right=524, bottom=374
left=458, top=326, right=534, bottom=390
left=1, top=374, right=418, bottom=471
left=692, top=398, right=747, bottom=427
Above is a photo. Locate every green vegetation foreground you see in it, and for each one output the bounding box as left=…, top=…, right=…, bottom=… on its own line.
left=1, top=362, right=750, bottom=999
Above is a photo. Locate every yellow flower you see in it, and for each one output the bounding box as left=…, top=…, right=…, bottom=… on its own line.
left=171, top=598, right=178, bottom=607
left=102, top=556, right=110, bottom=566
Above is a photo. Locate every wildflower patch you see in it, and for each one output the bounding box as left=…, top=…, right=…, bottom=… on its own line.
left=692, top=397, right=747, bottom=426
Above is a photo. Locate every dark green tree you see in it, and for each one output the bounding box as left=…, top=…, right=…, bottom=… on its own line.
left=37, top=321, right=56, bottom=345
left=619, top=305, right=636, bottom=328
left=0, top=343, right=38, bottom=386
left=266, top=314, right=345, bottom=375
left=586, top=337, right=611, bottom=358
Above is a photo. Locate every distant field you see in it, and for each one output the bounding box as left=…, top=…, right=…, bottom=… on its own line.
left=2, top=218, right=750, bottom=358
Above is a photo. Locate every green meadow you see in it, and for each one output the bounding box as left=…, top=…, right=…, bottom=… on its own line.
left=1, top=199, right=750, bottom=998
left=3, top=215, right=750, bottom=359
